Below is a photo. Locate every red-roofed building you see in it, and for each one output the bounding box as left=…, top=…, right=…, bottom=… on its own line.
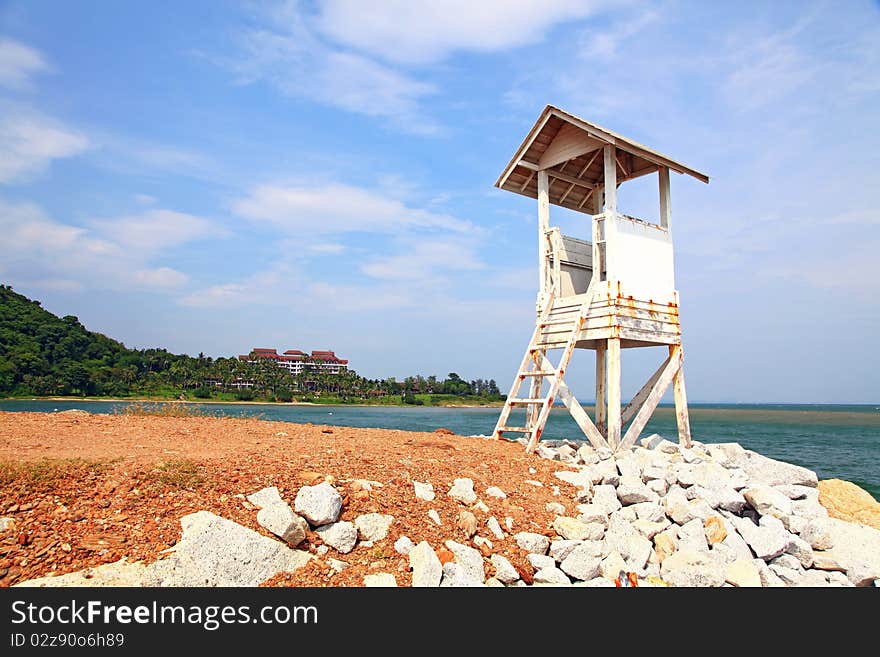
left=239, top=347, right=349, bottom=375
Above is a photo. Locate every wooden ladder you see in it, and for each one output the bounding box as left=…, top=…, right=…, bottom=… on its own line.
left=493, top=278, right=598, bottom=452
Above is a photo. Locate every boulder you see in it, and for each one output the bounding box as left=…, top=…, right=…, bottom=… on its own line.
left=549, top=539, right=582, bottom=563
left=256, top=503, right=308, bottom=547
left=617, top=476, right=658, bottom=505
left=413, top=481, right=435, bottom=502
left=719, top=520, right=754, bottom=562
left=592, top=484, right=622, bottom=514
left=514, top=532, right=550, bottom=555
left=784, top=535, right=814, bottom=568
left=599, top=551, right=627, bottom=580
left=743, top=485, right=793, bottom=519
left=355, top=513, right=394, bottom=542
left=0, top=517, right=14, bottom=533
left=633, top=518, right=669, bottom=540
left=553, top=516, right=603, bottom=541
left=554, top=469, right=593, bottom=491
left=660, top=550, right=726, bottom=587
left=315, top=521, right=357, bottom=554
left=791, top=497, right=828, bottom=520
left=533, top=566, right=572, bottom=586
left=486, top=516, right=505, bottom=540
left=363, top=573, right=397, bottom=587
left=440, top=562, right=486, bottom=587
left=528, top=554, right=556, bottom=571
left=444, top=540, right=485, bottom=583
left=616, top=458, right=641, bottom=479
left=485, top=486, right=507, bottom=499
left=576, top=504, right=609, bottom=525
left=560, top=543, right=602, bottom=581
left=800, top=518, right=834, bottom=550
left=730, top=516, right=789, bottom=561
left=647, top=479, right=669, bottom=496
left=577, top=444, right=599, bottom=465
left=545, top=502, right=566, bottom=515
left=409, top=541, right=442, bottom=587
left=294, top=482, right=343, bottom=527
left=247, top=486, right=284, bottom=509
left=704, top=515, right=727, bottom=545
left=811, top=552, right=845, bottom=572
left=604, top=514, right=652, bottom=570
left=394, top=536, right=414, bottom=555
left=653, top=529, right=678, bottom=563
left=769, top=563, right=801, bottom=585
left=734, top=450, right=818, bottom=487
left=725, top=558, right=761, bottom=587
left=677, top=518, right=709, bottom=553
left=447, top=478, right=477, bottom=505
left=794, top=570, right=829, bottom=587
left=490, top=554, right=520, bottom=584
left=817, top=479, right=880, bottom=530
left=141, top=511, right=310, bottom=587
left=456, top=511, right=478, bottom=538
left=819, top=517, right=880, bottom=586
left=754, top=558, right=785, bottom=587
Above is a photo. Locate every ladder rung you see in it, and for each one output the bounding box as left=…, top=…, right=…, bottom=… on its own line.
left=541, top=319, right=577, bottom=326
left=518, top=371, right=554, bottom=376
left=497, top=426, right=530, bottom=433
left=508, top=397, right=547, bottom=404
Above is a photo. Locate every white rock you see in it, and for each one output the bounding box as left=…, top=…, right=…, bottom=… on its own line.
left=811, top=552, right=845, bottom=572
left=473, top=500, right=490, bottom=513
left=316, top=545, right=329, bottom=556
left=784, top=535, right=814, bottom=568
left=440, top=562, right=486, bottom=587
left=533, top=566, right=572, bottom=586
left=545, top=502, right=566, bottom=515
left=327, top=558, right=348, bottom=574
left=705, top=442, right=746, bottom=465
left=0, top=517, right=14, bottom=533
left=549, top=539, right=581, bottom=563
left=734, top=450, right=818, bottom=487
left=592, top=484, right=622, bottom=515
left=427, top=509, right=442, bottom=526
left=617, top=476, right=659, bottom=505
left=825, top=571, right=853, bottom=586
left=577, top=444, right=599, bottom=465
left=616, top=458, right=641, bottom=479
left=685, top=485, right=722, bottom=509
left=554, top=469, right=593, bottom=490
left=538, top=444, right=559, bottom=460
left=660, top=550, right=726, bottom=587
left=775, top=484, right=813, bottom=500
left=473, top=535, right=493, bottom=551
left=256, top=502, right=308, bottom=547
left=647, top=479, right=669, bottom=496
left=485, top=486, right=507, bottom=499
left=553, top=516, right=603, bottom=541
left=524, top=479, right=544, bottom=488
left=754, top=558, right=785, bottom=587
left=604, top=514, right=653, bottom=570
left=795, top=570, right=829, bottom=587
left=355, top=513, right=394, bottom=542
left=641, top=465, right=667, bottom=482
left=486, top=516, right=505, bottom=540
left=743, top=485, right=793, bottom=520
left=363, top=573, right=397, bottom=587
left=677, top=518, right=709, bottom=553
left=576, top=504, right=608, bottom=525
left=720, top=519, right=754, bottom=562
left=413, top=481, right=435, bottom=502
left=596, top=447, right=613, bottom=460
left=139, top=511, right=310, bottom=587
left=315, top=521, right=357, bottom=554
left=294, top=482, right=343, bottom=527
left=505, top=517, right=514, bottom=532
left=800, top=518, right=834, bottom=550
left=599, top=550, right=627, bottom=580
left=819, top=517, right=880, bottom=586
left=528, top=554, right=556, bottom=570
left=730, top=516, right=789, bottom=561
left=394, top=536, right=414, bottom=555
left=633, top=518, right=670, bottom=540
left=769, top=563, right=800, bottom=585
left=490, top=554, right=520, bottom=584
left=409, top=541, right=442, bottom=587
left=560, top=543, right=602, bottom=581
left=515, top=532, right=550, bottom=555
left=444, top=540, right=486, bottom=583
left=247, top=486, right=284, bottom=509
left=633, top=502, right=665, bottom=522
left=725, top=558, right=762, bottom=587
left=638, top=433, right=666, bottom=450
left=485, top=577, right=505, bottom=587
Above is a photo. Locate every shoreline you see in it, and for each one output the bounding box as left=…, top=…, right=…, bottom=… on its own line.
left=0, top=396, right=505, bottom=409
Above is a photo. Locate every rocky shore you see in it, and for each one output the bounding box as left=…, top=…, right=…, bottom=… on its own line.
left=1, top=411, right=878, bottom=587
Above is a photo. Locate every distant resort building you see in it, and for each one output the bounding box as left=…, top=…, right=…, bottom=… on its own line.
left=239, top=348, right=349, bottom=376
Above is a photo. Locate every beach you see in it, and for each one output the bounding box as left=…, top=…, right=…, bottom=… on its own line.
left=2, top=410, right=879, bottom=588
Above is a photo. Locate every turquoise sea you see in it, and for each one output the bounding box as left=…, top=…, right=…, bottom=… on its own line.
left=1, top=400, right=878, bottom=500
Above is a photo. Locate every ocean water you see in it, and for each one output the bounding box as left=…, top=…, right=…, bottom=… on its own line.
left=1, top=400, right=878, bottom=500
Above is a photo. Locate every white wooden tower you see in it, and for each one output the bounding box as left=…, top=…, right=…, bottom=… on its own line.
left=492, top=105, right=709, bottom=453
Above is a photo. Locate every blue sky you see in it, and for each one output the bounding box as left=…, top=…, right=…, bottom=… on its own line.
left=0, top=1, right=877, bottom=403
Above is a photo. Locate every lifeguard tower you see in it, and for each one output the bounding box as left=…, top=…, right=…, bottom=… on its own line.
left=492, top=106, right=709, bottom=453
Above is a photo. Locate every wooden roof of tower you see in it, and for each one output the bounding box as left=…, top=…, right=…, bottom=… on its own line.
left=496, top=105, right=710, bottom=215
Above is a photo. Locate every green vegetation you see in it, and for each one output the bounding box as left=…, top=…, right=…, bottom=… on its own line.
left=0, top=285, right=504, bottom=405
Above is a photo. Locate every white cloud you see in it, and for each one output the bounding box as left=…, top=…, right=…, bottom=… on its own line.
left=723, top=36, right=815, bottom=112
left=0, top=38, right=49, bottom=90
left=578, top=8, right=658, bottom=60
left=315, top=0, right=601, bottom=65
left=0, top=198, right=214, bottom=293
left=0, top=114, right=89, bottom=183
left=90, top=209, right=220, bottom=251
left=361, top=239, right=484, bottom=280
left=233, top=182, right=475, bottom=235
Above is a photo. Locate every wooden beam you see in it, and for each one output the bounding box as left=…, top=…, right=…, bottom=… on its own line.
left=537, top=170, right=550, bottom=293
left=559, top=149, right=600, bottom=203
left=671, top=344, right=692, bottom=447
left=619, top=348, right=682, bottom=450
left=659, top=166, right=671, bottom=231
left=606, top=337, right=621, bottom=450
left=496, top=109, right=554, bottom=189
left=595, top=343, right=606, bottom=436
left=538, top=123, right=605, bottom=170
left=621, top=353, right=671, bottom=425
left=615, top=152, right=629, bottom=177
left=603, top=145, right=617, bottom=214
left=557, top=382, right=609, bottom=449
left=519, top=171, right=535, bottom=193
left=520, top=160, right=594, bottom=191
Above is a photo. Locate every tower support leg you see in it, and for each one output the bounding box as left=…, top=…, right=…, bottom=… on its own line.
left=606, top=337, right=622, bottom=450
left=595, top=343, right=606, bottom=437
left=670, top=344, right=692, bottom=448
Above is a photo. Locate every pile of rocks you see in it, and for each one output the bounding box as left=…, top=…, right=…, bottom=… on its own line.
left=403, top=435, right=880, bottom=587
